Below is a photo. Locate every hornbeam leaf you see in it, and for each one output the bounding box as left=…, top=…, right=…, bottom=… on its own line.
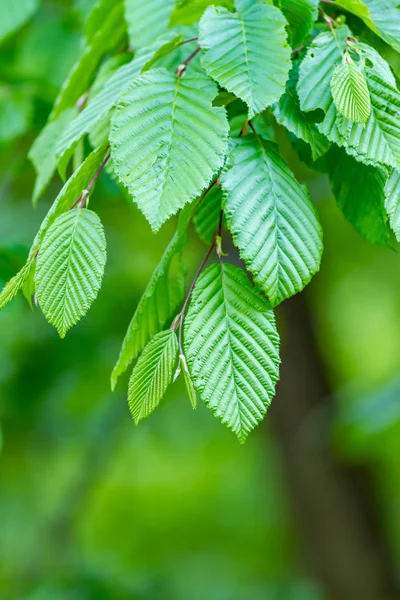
left=221, top=135, right=323, bottom=307
left=385, top=170, right=400, bottom=242
left=331, top=61, right=371, bottom=124
left=111, top=203, right=197, bottom=389
left=297, top=25, right=351, bottom=113
left=0, top=0, right=39, bottom=43
left=184, top=263, right=280, bottom=443
left=0, top=260, right=35, bottom=311
left=326, top=147, right=391, bottom=246
left=128, top=330, right=179, bottom=424
left=35, top=208, right=107, bottom=337
left=280, top=0, right=319, bottom=48
left=110, top=68, right=229, bottom=230
left=29, top=108, right=77, bottom=206
left=199, top=4, right=291, bottom=118
left=273, top=64, right=330, bottom=161
left=124, top=0, right=174, bottom=49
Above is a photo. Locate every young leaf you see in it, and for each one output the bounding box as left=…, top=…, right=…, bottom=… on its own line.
left=273, top=64, right=330, bottom=161
left=326, top=147, right=391, bottom=246
left=331, top=61, right=371, bottom=124
left=110, top=68, right=229, bottom=230
left=35, top=208, right=107, bottom=337
left=111, top=203, right=197, bottom=389
left=193, top=185, right=222, bottom=245
left=0, top=0, right=39, bottom=43
left=199, top=4, right=291, bottom=118
left=297, top=25, right=351, bottom=113
left=124, top=0, right=174, bottom=49
left=29, top=108, right=77, bottom=206
left=221, top=135, right=323, bottom=307
left=128, top=330, right=179, bottom=424
left=385, top=170, right=400, bottom=242
left=280, top=0, right=319, bottom=48
left=184, top=263, right=280, bottom=443
left=0, top=260, right=35, bottom=311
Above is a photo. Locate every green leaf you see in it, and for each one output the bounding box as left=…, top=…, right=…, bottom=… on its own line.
left=193, top=185, right=222, bottom=245
left=170, top=0, right=234, bottom=26
left=0, top=85, right=33, bottom=144
left=184, top=263, right=280, bottom=442
left=320, top=71, right=400, bottom=171
left=385, top=169, right=400, bottom=242
left=124, top=0, right=174, bottom=49
left=221, top=135, right=323, bottom=307
left=179, top=354, right=197, bottom=409
left=331, top=61, right=371, bottom=124
left=0, top=260, right=35, bottom=311
left=280, top=0, right=319, bottom=48
left=111, top=204, right=196, bottom=389
left=0, top=0, right=39, bottom=44
left=335, top=0, right=400, bottom=53
left=51, top=0, right=126, bottom=119
left=29, top=108, right=77, bottom=206
left=35, top=208, right=107, bottom=337
left=327, top=147, right=391, bottom=246
left=297, top=25, right=351, bottom=113
left=30, top=146, right=108, bottom=254
left=128, top=330, right=179, bottom=424
left=273, top=64, right=330, bottom=161
left=110, top=68, right=229, bottom=230
left=199, top=4, right=291, bottom=118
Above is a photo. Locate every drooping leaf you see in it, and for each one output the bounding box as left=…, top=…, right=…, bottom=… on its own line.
left=128, top=330, right=179, bottom=424
left=0, top=260, right=35, bottom=311
left=273, top=64, right=330, bottom=161
left=331, top=61, right=371, bottom=124
left=35, top=208, right=107, bottom=337
left=335, top=0, right=400, bottom=53
left=29, top=108, right=77, bottom=206
left=170, top=0, right=234, bottom=26
left=385, top=169, right=400, bottom=242
left=280, top=0, right=319, bottom=48
left=111, top=203, right=197, bottom=389
left=179, top=354, right=197, bottom=409
left=124, top=0, right=174, bottom=49
left=193, top=185, right=222, bottom=245
left=297, top=25, right=351, bottom=113
left=0, top=0, right=39, bottom=43
left=30, top=145, right=108, bottom=254
left=110, top=68, right=229, bottom=230
left=326, top=147, right=391, bottom=246
left=184, top=263, right=280, bottom=443
left=221, top=135, right=323, bottom=307
left=199, top=4, right=291, bottom=118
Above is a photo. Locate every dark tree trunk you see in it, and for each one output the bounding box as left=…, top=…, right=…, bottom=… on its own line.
left=269, top=293, right=399, bottom=600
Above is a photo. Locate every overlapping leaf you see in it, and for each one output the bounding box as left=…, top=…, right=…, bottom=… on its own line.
left=124, top=0, right=174, bottom=49
left=110, top=68, right=229, bottom=230
left=221, top=135, right=323, bottom=307
left=331, top=61, right=371, bottom=124
left=35, top=208, right=107, bottom=337
left=0, top=260, right=35, bottom=311
left=273, top=64, right=330, bottom=161
left=128, top=330, right=179, bottom=424
left=199, top=4, right=291, bottom=118
left=327, top=147, right=390, bottom=246
left=193, top=185, right=222, bottom=245
left=280, top=0, right=319, bottom=48
left=385, top=170, right=400, bottom=242
left=184, top=263, right=280, bottom=442
left=170, top=0, right=234, bottom=26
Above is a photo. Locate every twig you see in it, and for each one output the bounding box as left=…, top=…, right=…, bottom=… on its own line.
left=69, top=151, right=111, bottom=210
left=319, top=6, right=335, bottom=31
left=176, top=45, right=201, bottom=77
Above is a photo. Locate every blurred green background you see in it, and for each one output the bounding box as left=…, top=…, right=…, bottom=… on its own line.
left=1, top=2, right=400, bottom=599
